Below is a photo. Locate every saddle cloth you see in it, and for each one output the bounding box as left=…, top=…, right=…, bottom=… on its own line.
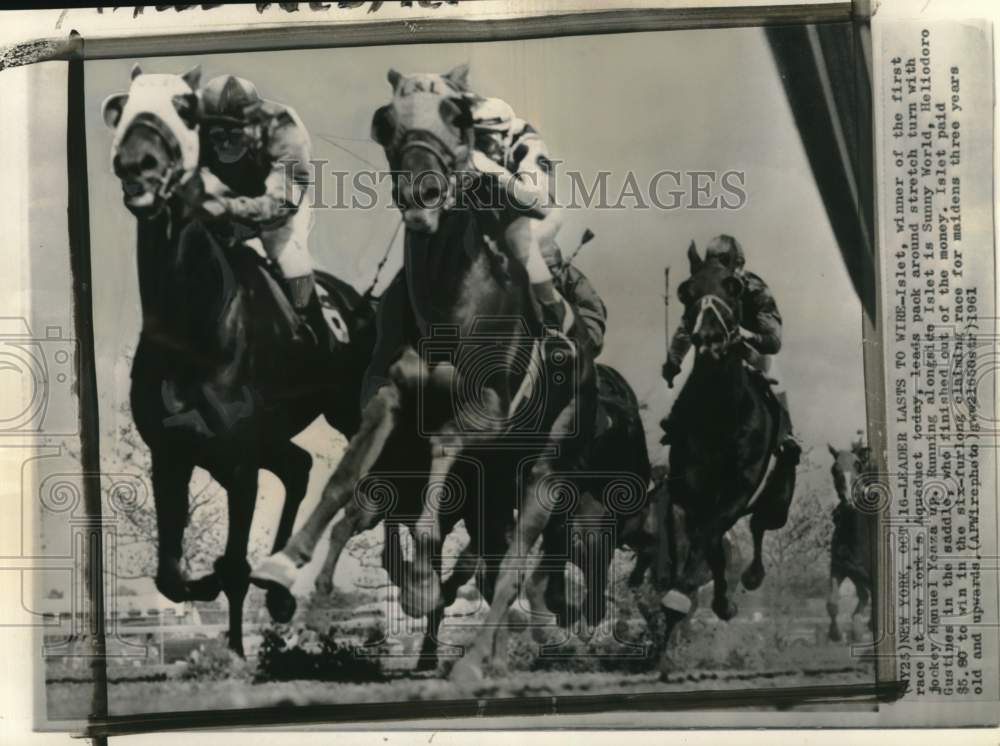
left=246, top=239, right=351, bottom=346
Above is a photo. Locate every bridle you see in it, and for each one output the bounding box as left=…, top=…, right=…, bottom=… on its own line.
left=117, top=113, right=194, bottom=214
left=383, top=93, right=475, bottom=210
left=690, top=293, right=740, bottom=346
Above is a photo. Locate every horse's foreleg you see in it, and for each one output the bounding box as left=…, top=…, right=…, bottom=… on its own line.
left=264, top=441, right=313, bottom=553
left=151, top=452, right=195, bottom=603
left=827, top=574, right=843, bottom=642
left=524, top=534, right=562, bottom=646
left=315, top=493, right=383, bottom=596
left=448, top=459, right=554, bottom=685
left=402, top=428, right=463, bottom=618
left=415, top=543, right=481, bottom=674
left=851, top=578, right=872, bottom=642
left=707, top=534, right=737, bottom=621
left=579, top=528, right=613, bottom=641
left=744, top=458, right=797, bottom=592
left=259, top=442, right=313, bottom=622
left=218, top=464, right=259, bottom=658
left=741, top=515, right=767, bottom=591
left=382, top=521, right=405, bottom=588
left=253, top=384, right=402, bottom=591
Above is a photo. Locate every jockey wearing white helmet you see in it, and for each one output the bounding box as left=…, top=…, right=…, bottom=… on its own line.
left=469, top=96, right=574, bottom=336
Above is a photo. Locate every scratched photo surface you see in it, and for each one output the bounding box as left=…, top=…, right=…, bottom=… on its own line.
left=38, top=24, right=876, bottom=720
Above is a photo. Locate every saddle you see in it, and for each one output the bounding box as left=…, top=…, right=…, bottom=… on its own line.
left=245, top=244, right=358, bottom=350
left=743, top=361, right=782, bottom=455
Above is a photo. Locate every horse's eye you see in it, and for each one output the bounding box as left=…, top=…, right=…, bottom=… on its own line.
left=140, top=154, right=158, bottom=171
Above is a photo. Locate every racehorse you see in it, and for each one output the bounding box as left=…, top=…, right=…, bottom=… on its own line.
left=826, top=443, right=875, bottom=642
left=102, top=66, right=375, bottom=656
left=656, top=243, right=796, bottom=674
left=626, top=473, right=743, bottom=652
left=252, top=65, right=647, bottom=682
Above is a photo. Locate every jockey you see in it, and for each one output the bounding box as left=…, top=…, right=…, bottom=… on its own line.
left=659, top=235, right=800, bottom=461
left=191, top=74, right=320, bottom=343
left=468, top=96, right=576, bottom=339
left=543, top=244, right=608, bottom=359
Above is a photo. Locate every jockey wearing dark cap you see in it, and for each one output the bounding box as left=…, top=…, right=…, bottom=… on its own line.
left=190, top=74, right=320, bottom=343
left=660, top=234, right=800, bottom=462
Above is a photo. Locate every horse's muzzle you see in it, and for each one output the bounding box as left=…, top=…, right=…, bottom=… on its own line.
left=403, top=207, right=440, bottom=234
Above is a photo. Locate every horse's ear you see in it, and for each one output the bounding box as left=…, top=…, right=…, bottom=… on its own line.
left=370, top=104, right=397, bottom=147
left=439, top=96, right=472, bottom=131
left=172, top=92, right=199, bottom=129
left=387, top=68, right=403, bottom=90
left=828, top=443, right=838, bottom=458
left=676, top=279, right=692, bottom=306
left=130, top=62, right=143, bottom=80
left=443, top=62, right=470, bottom=91
left=182, top=64, right=202, bottom=91
left=722, top=275, right=744, bottom=300
left=687, top=240, right=702, bottom=273
left=102, top=93, right=128, bottom=128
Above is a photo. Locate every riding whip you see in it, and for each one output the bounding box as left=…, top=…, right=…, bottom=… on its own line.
left=564, top=228, right=595, bottom=265
left=664, top=266, right=671, bottom=359
left=363, top=217, right=403, bottom=300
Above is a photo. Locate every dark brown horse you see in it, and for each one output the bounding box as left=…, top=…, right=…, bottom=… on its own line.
left=826, top=443, right=875, bottom=642
left=253, top=66, right=650, bottom=682
left=657, top=243, right=796, bottom=674
left=103, top=68, right=375, bottom=656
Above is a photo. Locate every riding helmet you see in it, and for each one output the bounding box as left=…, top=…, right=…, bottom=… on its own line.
left=705, top=234, right=745, bottom=270
left=200, top=75, right=262, bottom=125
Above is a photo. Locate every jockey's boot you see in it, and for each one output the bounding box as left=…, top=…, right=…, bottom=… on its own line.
left=774, top=390, right=802, bottom=465
left=286, top=274, right=322, bottom=348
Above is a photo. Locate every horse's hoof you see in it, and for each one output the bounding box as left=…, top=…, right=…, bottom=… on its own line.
left=828, top=625, right=842, bottom=643
left=712, top=597, right=738, bottom=621
left=449, top=658, right=484, bottom=687
left=741, top=564, right=765, bottom=591
left=658, top=650, right=678, bottom=681
left=187, top=573, right=223, bottom=602
left=314, top=578, right=334, bottom=597
left=415, top=653, right=439, bottom=673
left=530, top=623, right=563, bottom=647
left=661, top=589, right=693, bottom=616
left=266, top=586, right=297, bottom=624
left=613, top=618, right=631, bottom=641
left=250, top=552, right=299, bottom=591
left=155, top=572, right=189, bottom=603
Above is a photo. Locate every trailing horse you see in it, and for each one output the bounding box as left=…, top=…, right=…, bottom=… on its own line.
left=102, top=66, right=375, bottom=655
left=656, top=243, right=797, bottom=675
left=253, top=65, right=649, bottom=682
left=826, top=443, right=876, bottom=642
